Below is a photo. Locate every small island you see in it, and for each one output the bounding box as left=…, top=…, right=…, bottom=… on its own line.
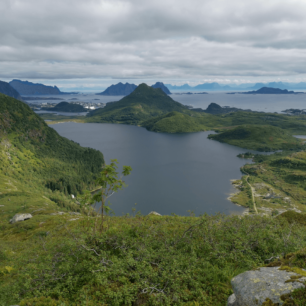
left=242, top=87, right=303, bottom=94
left=41, top=101, right=88, bottom=112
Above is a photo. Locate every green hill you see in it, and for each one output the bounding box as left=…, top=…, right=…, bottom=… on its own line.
left=208, top=125, right=304, bottom=151
left=42, top=101, right=87, bottom=112
left=86, top=83, right=189, bottom=125
left=142, top=111, right=206, bottom=133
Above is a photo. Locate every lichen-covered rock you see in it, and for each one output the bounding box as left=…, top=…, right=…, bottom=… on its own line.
left=148, top=211, right=162, bottom=216
left=9, top=213, right=33, bottom=224
left=227, top=267, right=306, bottom=305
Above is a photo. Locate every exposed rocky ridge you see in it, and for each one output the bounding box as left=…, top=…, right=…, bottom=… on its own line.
left=151, top=82, right=172, bottom=94
left=97, top=82, right=172, bottom=96
left=9, top=79, right=62, bottom=95
left=96, top=82, right=137, bottom=96
left=0, top=81, right=22, bottom=100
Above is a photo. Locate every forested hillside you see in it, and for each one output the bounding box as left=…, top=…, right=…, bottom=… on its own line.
left=0, top=93, right=104, bottom=195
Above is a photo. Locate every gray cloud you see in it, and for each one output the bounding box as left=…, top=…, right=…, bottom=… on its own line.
left=1, top=0, right=306, bottom=82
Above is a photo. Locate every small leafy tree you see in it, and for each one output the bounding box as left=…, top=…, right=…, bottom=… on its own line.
left=81, top=159, right=132, bottom=233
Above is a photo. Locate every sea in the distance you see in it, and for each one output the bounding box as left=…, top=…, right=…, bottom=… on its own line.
left=52, top=122, right=260, bottom=216
left=33, top=91, right=306, bottom=113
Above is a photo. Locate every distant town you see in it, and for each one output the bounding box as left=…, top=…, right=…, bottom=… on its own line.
left=26, top=100, right=105, bottom=111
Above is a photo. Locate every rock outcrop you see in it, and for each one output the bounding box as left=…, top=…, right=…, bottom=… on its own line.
left=227, top=267, right=306, bottom=305
left=151, top=82, right=172, bottom=94
left=148, top=211, right=162, bottom=216
left=10, top=213, right=33, bottom=224
left=96, top=82, right=137, bottom=96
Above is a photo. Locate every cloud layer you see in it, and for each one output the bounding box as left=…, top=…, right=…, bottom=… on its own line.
left=1, top=0, right=306, bottom=82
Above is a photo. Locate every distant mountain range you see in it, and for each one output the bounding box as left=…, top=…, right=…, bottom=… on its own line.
left=9, top=79, right=63, bottom=95
left=8, top=79, right=77, bottom=95
left=0, top=81, right=23, bottom=100
left=96, top=82, right=172, bottom=96
left=165, top=82, right=306, bottom=91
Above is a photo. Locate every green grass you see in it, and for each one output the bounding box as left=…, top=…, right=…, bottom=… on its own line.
left=38, top=113, right=85, bottom=123
left=141, top=111, right=206, bottom=133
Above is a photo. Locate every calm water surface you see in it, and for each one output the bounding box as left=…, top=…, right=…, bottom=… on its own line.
left=33, top=92, right=306, bottom=113
left=52, top=123, right=258, bottom=216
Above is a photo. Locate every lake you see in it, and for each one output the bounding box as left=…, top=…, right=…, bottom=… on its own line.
left=52, top=122, right=257, bottom=216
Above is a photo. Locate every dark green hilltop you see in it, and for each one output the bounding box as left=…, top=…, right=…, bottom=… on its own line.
left=87, top=83, right=189, bottom=124
left=42, top=101, right=87, bottom=112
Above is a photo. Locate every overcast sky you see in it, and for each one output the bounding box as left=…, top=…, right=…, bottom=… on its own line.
left=1, top=0, right=306, bottom=89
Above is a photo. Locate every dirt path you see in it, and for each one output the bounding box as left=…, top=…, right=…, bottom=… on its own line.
left=244, top=173, right=258, bottom=214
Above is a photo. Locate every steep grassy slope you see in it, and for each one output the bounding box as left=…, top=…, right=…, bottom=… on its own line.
left=0, top=93, right=104, bottom=195
left=208, top=125, right=304, bottom=151
left=86, top=83, right=189, bottom=125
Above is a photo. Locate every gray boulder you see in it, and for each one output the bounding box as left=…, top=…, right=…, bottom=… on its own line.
left=148, top=211, right=162, bottom=216
left=228, top=267, right=306, bottom=305
left=10, top=213, right=33, bottom=224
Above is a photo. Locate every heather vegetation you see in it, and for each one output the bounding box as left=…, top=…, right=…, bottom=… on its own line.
left=2, top=210, right=306, bottom=306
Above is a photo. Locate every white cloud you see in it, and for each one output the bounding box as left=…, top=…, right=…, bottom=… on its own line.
left=1, top=0, right=306, bottom=83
